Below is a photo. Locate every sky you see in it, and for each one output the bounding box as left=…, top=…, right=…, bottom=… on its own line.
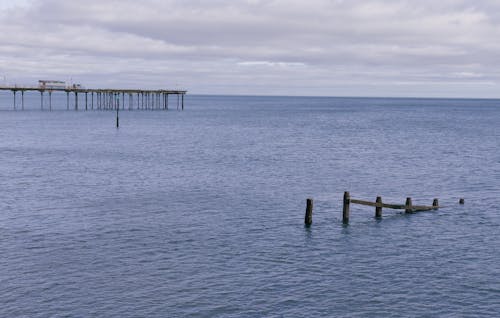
left=1, top=0, right=500, bottom=97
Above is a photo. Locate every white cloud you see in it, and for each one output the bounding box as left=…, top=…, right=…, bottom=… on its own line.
left=1, top=0, right=500, bottom=97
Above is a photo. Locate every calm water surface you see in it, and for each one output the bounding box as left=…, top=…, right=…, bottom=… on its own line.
left=0, top=94, right=499, bottom=317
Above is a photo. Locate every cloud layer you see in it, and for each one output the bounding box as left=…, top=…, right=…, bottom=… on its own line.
left=1, top=0, right=500, bottom=97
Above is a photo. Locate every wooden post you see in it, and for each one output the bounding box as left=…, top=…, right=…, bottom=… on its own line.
left=305, top=198, right=313, bottom=225
left=375, top=196, right=382, bottom=218
left=85, top=92, right=88, bottom=111
left=182, top=94, right=184, bottom=110
left=343, top=191, right=350, bottom=224
left=433, top=199, right=439, bottom=209
left=21, top=91, right=24, bottom=110
left=49, top=91, right=52, bottom=111
left=40, top=91, right=43, bottom=110
left=459, top=198, right=465, bottom=205
left=91, top=92, right=94, bottom=110
left=405, top=197, right=413, bottom=213
left=66, top=91, right=69, bottom=110
left=116, top=104, right=119, bottom=128
left=13, top=90, right=16, bottom=110
left=75, top=92, right=78, bottom=111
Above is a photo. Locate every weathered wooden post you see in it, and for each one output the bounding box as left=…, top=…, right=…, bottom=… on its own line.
left=405, top=197, right=413, bottom=213
left=305, top=198, right=313, bottom=226
left=116, top=106, right=119, bottom=128
left=433, top=199, right=439, bottom=209
left=459, top=198, right=465, bottom=205
left=375, top=196, right=382, bottom=218
left=343, top=191, right=350, bottom=224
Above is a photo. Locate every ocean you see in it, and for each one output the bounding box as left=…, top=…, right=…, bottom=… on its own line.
left=0, top=93, right=499, bottom=317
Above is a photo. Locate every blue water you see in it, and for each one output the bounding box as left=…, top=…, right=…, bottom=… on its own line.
left=0, top=94, right=499, bottom=317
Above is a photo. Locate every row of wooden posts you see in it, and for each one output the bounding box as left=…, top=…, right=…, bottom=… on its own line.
left=304, top=192, right=465, bottom=225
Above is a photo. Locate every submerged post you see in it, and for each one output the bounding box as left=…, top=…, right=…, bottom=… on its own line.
left=433, top=199, right=439, bottom=209
left=405, top=197, right=413, bottom=213
left=459, top=198, right=465, bottom=205
left=305, top=198, right=313, bottom=226
left=375, top=196, right=382, bottom=218
left=343, top=191, right=350, bottom=224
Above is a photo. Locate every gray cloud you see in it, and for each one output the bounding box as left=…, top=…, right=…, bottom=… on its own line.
left=1, top=0, right=500, bottom=97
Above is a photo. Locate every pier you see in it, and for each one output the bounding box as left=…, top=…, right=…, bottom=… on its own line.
left=0, top=85, right=187, bottom=111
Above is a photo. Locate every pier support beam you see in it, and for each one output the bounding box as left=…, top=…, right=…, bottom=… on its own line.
left=75, top=92, right=78, bottom=111
left=40, top=91, right=44, bottom=110
left=21, top=91, right=24, bottom=111
left=49, top=91, right=52, bottom=111
left=182, top=94, right=184, bottom=110
left=13, top=90, right=16, bottom=110
left=85, top=92, right=88, bottom=111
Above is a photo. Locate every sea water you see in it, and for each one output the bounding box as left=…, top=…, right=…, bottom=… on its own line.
left=0, top=94, right=499, bottom=317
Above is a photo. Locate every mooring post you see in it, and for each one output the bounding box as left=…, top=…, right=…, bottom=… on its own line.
left=459, top=198, right=465, bottom=205
left=405, top=197, right=413, bottom=213
left=343, top=191, right=350, bottom=224
left=116, top=107, right=119, bottom=128
left=433, top=199, right=439, bottom=209
left=375, top=196, right=382, bottom=218
left=305, top=198, right=313, bottom=225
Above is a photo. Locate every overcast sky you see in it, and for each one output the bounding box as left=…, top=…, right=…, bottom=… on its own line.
left=1, top=0, right=500, bottom=97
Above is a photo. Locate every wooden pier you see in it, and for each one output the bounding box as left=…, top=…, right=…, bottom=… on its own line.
left=0, top=85, right=187, bottom=111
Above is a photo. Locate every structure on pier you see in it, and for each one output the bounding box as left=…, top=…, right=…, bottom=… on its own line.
left=0, top=84, right=187, bottom=111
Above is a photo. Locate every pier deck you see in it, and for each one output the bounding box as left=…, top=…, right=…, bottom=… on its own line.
left=0, top=85, right=187, bottom=111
